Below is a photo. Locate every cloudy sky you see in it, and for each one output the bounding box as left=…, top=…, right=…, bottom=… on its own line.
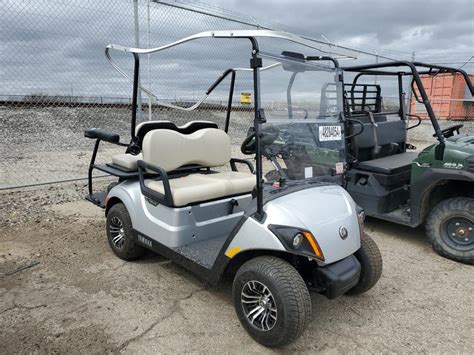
left=206, top=0, right=474, bottom=62
left=1, top=0, right=472, bottom=100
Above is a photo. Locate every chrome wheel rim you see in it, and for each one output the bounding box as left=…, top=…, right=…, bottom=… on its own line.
left=241, top=280, right=277, bottom=331
left=109, top=216, right=125, bottom=249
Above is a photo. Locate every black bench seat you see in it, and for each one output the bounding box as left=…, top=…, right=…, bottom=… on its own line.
left=356, top=151, right=418, bottom=175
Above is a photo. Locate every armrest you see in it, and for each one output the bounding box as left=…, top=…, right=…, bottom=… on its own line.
left=84, top=128, right=120, bottom=143
left=230, top=158, right=255, bottom=174
left=137, top=160, right=174, bottom=206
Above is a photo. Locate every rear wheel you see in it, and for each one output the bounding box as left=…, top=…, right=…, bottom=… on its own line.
left=106, top=203, right=146, bottom=261
left=232, top=256, right=311, bottom=347
left=426, top=197, right=473, bottom=265
left=346, top=233, right=383, bottom=295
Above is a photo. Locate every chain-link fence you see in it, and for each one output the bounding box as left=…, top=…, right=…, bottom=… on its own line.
left=1, top=0, right=472, bottom=189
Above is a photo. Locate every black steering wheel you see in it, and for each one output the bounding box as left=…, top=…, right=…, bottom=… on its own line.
left=241, top=130, right=256, bottom=155
left=433, top=124, right=464, bottom=138
left=241, top=125, right=281, bottom=155
left=301, top=108, right=308, bottom=119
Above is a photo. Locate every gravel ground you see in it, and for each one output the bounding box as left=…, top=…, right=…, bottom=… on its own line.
left=1, top=182, right=473, bottom=354
left=1, top=106, right=473, bottom=353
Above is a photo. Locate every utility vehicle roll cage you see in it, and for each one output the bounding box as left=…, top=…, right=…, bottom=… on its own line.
left=97, top=30, right=355, bottom=219
left=343, top=61, right=474, bottom=153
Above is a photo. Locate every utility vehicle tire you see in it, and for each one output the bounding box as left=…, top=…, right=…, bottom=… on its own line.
left=232, top=256, right=311, bottom=347
left=106, top=203, right=146, bottom=261
left=346, top=233, right=383, bottom=295
left=426, top=197, right=474, bottom=265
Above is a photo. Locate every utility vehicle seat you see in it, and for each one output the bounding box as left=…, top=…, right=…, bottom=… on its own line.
left=356, top=151, right=417, bottom=174
left=142, top=128, right=255, bottom=207
left=111, top=120, right=218, bottom=171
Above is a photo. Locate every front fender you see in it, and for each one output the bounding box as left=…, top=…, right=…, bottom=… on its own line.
left=226, top=185, right=361, bottom=266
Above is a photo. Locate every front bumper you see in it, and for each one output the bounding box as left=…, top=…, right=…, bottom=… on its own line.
left=313, top=254, right=361, bottom=299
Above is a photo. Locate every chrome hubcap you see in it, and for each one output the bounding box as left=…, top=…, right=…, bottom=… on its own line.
left=109, top=216, right=125, bottom=249
left=241, top=280, right=277, bottom=331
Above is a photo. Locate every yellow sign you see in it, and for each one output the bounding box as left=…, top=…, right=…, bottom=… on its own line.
left=240, top=92, right=252, bottom=105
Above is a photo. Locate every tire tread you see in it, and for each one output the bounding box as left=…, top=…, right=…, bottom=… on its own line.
left=233, top=256, right=311, bottom=347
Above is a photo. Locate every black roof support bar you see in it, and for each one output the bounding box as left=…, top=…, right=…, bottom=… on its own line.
left=343, top=61, right=447, bottom=146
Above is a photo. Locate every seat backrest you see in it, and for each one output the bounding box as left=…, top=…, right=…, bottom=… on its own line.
left=142, top=128, right=231, bottom=172
left=135, top=120, right=218, bottom=147
left=352, top=119, right=407, bottom=161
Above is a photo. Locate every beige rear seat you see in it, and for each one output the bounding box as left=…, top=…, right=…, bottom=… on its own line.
left=112, top=153, right=142, bottom=170
left=111, top=120, right=218, bottom=171
left=142, top=128, right=255, bottom=207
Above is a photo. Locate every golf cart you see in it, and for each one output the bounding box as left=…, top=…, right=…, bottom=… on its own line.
left=341, top=62, right=473, bottom=264
left=257, top=57, right=473, bottom=264
left=83, top=30, right=382, bottom=347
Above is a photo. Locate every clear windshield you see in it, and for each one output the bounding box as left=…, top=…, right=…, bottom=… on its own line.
left=258, top=53, right=345, bottom=182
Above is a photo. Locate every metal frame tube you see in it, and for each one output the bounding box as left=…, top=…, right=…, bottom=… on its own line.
left=131, top=53, right=140, bottom=141
left=88, top=139, right=101, bottom=195
left=287, top=72, right=297, bottom=119
left=344, top=61, right=446, bottom=144
left=249, top=37, right=265, bottom=220
left=224, top=70, right=236, bottom=133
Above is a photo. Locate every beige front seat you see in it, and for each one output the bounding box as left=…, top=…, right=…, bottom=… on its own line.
left=141, top=128, right=255, bottom=207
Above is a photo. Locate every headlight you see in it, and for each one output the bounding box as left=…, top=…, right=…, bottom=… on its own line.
left=292, top=233, right=304, bottom=248
left=268, top=225, right=325, bottom=261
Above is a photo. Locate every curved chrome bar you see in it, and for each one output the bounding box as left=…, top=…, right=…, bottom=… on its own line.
left=106, top=30, right=358, bottom=56
left=105, top=30, right=356, bottom=111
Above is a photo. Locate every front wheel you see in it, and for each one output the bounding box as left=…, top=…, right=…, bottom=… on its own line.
left=232, top=256, right=311, bottom=347
left=346, top=233, right=383, bottom=295
left=426, top=197, right=473, bottom=265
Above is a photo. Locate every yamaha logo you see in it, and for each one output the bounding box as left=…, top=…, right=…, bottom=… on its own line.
left=339, top=227, right=348, bottom=240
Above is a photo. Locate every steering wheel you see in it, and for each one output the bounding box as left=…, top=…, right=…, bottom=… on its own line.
left=241, top=131, right=256, bottom=155
left=301, top=108, right=308, bottom=119
left=433, top=124, right=464, bottom=138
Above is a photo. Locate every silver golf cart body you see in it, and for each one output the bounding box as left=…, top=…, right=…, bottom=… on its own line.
left=87, top=29, right=363, bottom=290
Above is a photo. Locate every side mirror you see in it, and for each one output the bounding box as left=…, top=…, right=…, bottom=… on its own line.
left=281, top=51, right=306, bottom=72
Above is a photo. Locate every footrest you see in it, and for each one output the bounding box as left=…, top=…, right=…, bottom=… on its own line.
left=85, top=191, right=107, bottom=208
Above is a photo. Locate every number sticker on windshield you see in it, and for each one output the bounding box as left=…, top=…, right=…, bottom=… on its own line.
left=319, top=126, right=342, bottom=141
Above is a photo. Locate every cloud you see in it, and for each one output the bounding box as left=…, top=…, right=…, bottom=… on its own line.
left=0, top=0, right=472, bottom=101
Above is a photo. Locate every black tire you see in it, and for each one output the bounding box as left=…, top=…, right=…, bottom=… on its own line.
left=426, top=197, right=473, bottom=265
left=232, top=256, right=311, bottom=347
left=106, top=203, right=146, bottom=261
left=346, top=233, right=383, bottom=295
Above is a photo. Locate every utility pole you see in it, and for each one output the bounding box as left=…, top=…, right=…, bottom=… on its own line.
left=133, top=0, right=143, bottom=121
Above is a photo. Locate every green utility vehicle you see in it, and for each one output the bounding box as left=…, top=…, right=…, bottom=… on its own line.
left=340, top=62, right=473, bottom=264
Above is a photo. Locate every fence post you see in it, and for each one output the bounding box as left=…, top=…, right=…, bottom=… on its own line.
left=374, top=54, right=378, bottom=85
left=133, top=0, right=143, bottom=122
